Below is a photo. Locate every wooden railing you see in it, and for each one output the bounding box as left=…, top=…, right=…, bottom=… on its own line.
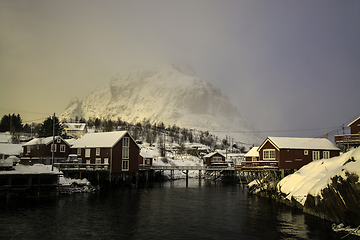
left=236, top=161, right=278, bottom=169
left=334, top=134, right=360, bottom=143
left=54, top=163, right=110, bottom=171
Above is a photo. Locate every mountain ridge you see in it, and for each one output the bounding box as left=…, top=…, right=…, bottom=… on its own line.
left=61, top=63, right=260, bottom=144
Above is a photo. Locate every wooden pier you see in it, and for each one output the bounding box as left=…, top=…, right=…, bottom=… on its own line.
left=0, top=171, right=61, bottom=199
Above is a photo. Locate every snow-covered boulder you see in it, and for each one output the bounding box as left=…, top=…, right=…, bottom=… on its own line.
left=277, top=147, right=360, bottom=225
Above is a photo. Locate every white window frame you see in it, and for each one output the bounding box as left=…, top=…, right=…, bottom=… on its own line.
left=313, top=151, right=320, bottom=160
left=60, top=145, right=66, bottom=152
left=104, top=158, right=109, bottom=165
left=57, top=138, right=61, bottom=143
left=27, top=146, right=31, bottom=154
left=123, top=137, right=129, bottom=147
left=304, top=150, right=308, bottom=155
left=323, top=151, right=330, bottom=159
left=263, top=149, right=275, bottom=160
left=77, top=148, right=81, bottom=156
left=122, top=148, right=129, bottom=159
left=85, top=149, right=91, bottom=158
left=95, top=158, right=101, bottom=164
left=96, top=148, right=100, bottom=156
left=212, top=157, right=222, bottom=162
left=252, top=156, right=257, bottom=162
left=122, top=160, right=129, bottom=171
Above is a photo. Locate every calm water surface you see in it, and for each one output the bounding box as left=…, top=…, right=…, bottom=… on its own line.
left=0, top=179, right=356, bottom=240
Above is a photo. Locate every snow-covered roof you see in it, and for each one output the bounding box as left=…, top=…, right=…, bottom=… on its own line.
left=244, top=147, right=259, bottom=157
left=63, top=123, right=86, bottom=131
left=348, top=116, right=360, bottom=127
left=64, top=138, right=77, bottom=146
left=71, top=131, right=132, bottom=148
left=22, top=136, right=63, bottom=146
left=0, top=143, right=23, bottom=155
left=204, top=152, right=225, bottom=158
left=140, top=151, right=154, bottom=158
left=259, top=137, right=340, bottom=151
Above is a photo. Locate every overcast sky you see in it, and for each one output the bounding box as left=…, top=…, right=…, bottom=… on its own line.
left=1, top=0, right=359, bottom=139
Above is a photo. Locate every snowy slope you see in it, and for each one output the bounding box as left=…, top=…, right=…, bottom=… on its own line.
left=61, top=62, right=259, bottom=144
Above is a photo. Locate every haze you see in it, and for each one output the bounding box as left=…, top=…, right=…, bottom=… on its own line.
left=1, top=0, right=359, bottom=140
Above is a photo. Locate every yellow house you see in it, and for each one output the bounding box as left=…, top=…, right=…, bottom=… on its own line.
left=62, top=123, right=87, bottom=138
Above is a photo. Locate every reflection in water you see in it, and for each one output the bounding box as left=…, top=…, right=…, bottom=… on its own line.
left=0, top=179, right=355, bottom=240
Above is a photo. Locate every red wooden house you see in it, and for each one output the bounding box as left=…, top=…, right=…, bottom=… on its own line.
left=70, top=131, right=140, bottom=173
left=203, top=152, right=227, bottom=166
left=244, top=147, right=259, bottom=162
left=139, top=151, right=153, bottom=168
left=335, top=116, right=360, bottom=150
left=257, top=137, right=340, bottom=170
left=21, top=136, right=71, bottom=165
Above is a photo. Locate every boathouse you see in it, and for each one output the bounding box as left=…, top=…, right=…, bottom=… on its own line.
left=203, top=152, right=226, bottom=166
left=70, top=131, right=140, bottom=173
left=139, top=152, right=153, bottom=167
left=257, top=137, right=340, bottom=170
left=21, top=136, right=71, bottom=165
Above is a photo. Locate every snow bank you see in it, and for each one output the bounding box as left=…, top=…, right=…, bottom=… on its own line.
left=0, top=164, right=61, bottom=174
left=277, top=147, right=360, bottom=206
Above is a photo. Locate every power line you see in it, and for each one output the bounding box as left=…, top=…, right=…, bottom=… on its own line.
left=211, top=126, right=339, bottom=134
left=0, top=108, right=51, bottom=116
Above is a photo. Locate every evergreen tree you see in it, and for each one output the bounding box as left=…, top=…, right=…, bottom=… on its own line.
left=0, top=114, right=23, bottom=132
left=38, top=115, right=63, bottom=137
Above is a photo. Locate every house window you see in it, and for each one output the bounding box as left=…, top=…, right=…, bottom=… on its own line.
left=263, top=149, right=275, bottom=160
left=95, top=158, right=101, bottom=164
left=86, top=159, right=90, bottom=164
left=57, top=138, right=61, bottom=143
left=85, top=149, right=91, bottom=158
left=122, top=160, right=129, bottom=171
left=313, top=151, right=320, bottom=160
left=122, top=148, right=129, bottom=159
left=323, top=151, right=330, bottom=159
left=123, top=137, right=129, bottom=147
left=304, top=150, right=308, bottom=155
left=60, top=145, right=66, bottom=152
left=77, top=148, right=81, bottom=156
left=252, top=156, right=257, bottom=162
left=96, top=148, right=100, bottom=156
left=212, top=157, right=222, bottom=162
left=27, top=146, right=31, bottom=154
left=51, top=144, right=56, bottom=152
left=104, top=158, right=109, bottom=165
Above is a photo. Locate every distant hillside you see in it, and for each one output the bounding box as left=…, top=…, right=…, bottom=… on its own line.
left=61, top=62, right=260, bottom=144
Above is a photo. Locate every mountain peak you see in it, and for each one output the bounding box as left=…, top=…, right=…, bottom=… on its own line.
left=61, top=63, right=259, bottom=144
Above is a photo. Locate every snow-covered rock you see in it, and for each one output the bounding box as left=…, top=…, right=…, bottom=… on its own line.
left=277, top=147, right=360, bottom=225
left=61, top=62, right=259, bottom=144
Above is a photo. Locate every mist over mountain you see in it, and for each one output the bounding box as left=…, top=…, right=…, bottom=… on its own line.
left=61, top=62, right=260, bottom=144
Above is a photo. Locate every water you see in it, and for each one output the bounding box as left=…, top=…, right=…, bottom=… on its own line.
left=0, top=179, right=356, bottom=240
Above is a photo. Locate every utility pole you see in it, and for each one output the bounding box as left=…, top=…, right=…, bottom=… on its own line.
left=226, top=135, right=228, bottom=158
left=51, top=113, right=55, bottom=171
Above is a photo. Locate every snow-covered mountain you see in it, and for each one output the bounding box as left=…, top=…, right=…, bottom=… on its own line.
left=61, top=62, right=259, bottom=144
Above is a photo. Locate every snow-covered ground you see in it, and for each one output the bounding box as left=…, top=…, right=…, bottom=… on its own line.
left=277, top=147, right=360, bottom=206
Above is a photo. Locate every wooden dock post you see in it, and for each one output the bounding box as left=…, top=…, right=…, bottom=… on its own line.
left=186, top=170, right=188, bottom=187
